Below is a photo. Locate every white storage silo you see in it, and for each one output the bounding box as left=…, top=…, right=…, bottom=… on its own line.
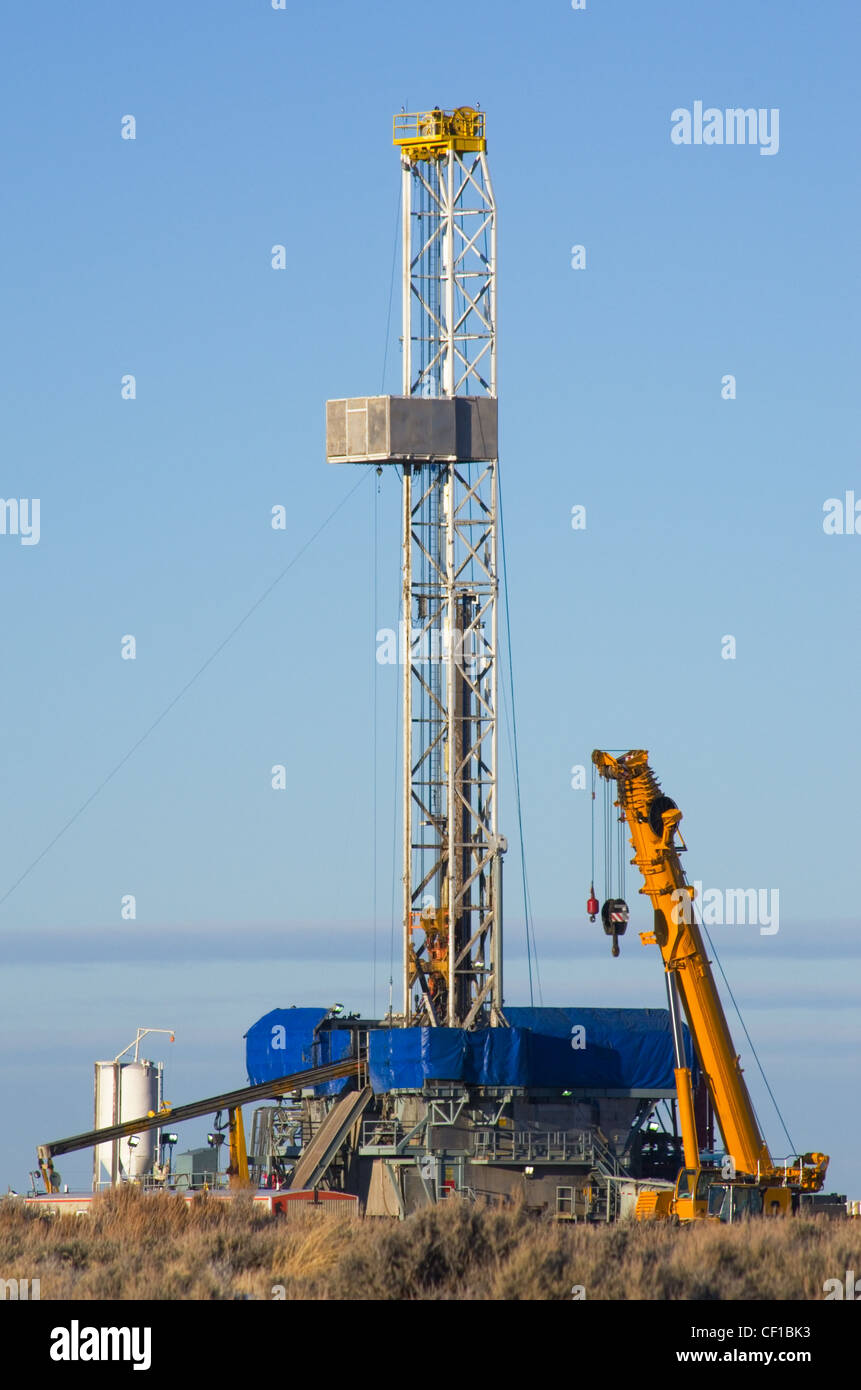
left=93, top=1060, right=161, bottom=1190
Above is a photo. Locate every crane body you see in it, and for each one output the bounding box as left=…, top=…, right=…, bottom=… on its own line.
left=592, top=749, right=828, bottom=1221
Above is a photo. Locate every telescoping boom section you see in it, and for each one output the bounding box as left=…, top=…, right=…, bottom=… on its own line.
left=592, top=749, right=827, bottom=1194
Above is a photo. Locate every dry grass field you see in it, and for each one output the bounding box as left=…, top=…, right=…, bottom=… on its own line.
left=1, top=1187, right=858, bottom=1301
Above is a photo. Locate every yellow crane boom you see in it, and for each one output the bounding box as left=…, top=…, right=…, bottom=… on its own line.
left=592, top=749, right=827, bottom=1194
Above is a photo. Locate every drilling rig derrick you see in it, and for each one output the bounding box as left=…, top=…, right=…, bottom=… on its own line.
left=327, top=108, right=503, bottom=1030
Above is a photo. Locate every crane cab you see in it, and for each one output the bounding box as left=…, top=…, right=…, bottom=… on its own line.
left=706, top=1183, right=762, bottom=1222
left=673, top=1166, right=716, bottom=1222
left=704, top=1182, right=790, bottom=1222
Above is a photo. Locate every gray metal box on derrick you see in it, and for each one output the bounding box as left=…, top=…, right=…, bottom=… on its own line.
left=326, top=395, right=498, bottom=464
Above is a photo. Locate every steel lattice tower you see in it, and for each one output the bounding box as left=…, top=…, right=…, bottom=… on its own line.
left=326, top=108, right=504, bottom=1030
left=394, top=109, right=504, bottom=1029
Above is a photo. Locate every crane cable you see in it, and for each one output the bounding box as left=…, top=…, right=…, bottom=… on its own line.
left=590, top=762, right=596, bottom=891
left=696, top=907, right=797, bottom=1157
left=380, top=179, right=402, bottom=394
left=498, top=467, right=541, bottom=1006
left=603, top=776, right=611, bottom=904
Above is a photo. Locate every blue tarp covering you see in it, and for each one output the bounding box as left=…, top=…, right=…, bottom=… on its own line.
left=245, top=1005, right=697, bottom=1097
left=367, top=1007, right=696, bottom=1094
left=245, top=1008, right=352, bottom=1095
left=507, top=1007, right=696, bottom=1091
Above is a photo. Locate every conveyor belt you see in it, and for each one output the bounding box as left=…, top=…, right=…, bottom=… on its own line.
left=37, top=1057, right=364, bottom=1164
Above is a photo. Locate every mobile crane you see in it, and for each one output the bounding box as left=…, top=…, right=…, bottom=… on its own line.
left=591, top=749, right=828, bottom=1222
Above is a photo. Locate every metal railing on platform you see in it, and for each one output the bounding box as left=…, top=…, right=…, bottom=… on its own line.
left=473, top=1129, right=597, bottom=1164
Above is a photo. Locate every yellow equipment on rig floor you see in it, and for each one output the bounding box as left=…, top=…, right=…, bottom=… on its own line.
left=592, top=749, right=828, bottom=1222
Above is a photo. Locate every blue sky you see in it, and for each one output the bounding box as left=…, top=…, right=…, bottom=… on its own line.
left=1, top=1, right=859, bottom=1196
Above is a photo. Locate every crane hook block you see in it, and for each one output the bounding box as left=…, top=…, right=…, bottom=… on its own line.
left=601, top=899, right=629, bottom=935
left=586, top=884, right=599, bottom=922
left=601, top=898, right=629, bottom=957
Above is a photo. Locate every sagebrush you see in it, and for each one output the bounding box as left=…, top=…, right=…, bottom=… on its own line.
left=0, top=1187, right=857, bottom=1300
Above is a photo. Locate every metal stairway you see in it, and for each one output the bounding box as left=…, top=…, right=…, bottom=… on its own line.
left=590, top=1132, right=630, bottom=1221
left=592, top=1132, right=626, bottom=1181
left=289, top=1086, right=373, bottom=1191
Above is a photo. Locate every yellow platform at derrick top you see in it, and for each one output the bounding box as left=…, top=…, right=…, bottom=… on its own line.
left=394, top=108, right=486, bottom=159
